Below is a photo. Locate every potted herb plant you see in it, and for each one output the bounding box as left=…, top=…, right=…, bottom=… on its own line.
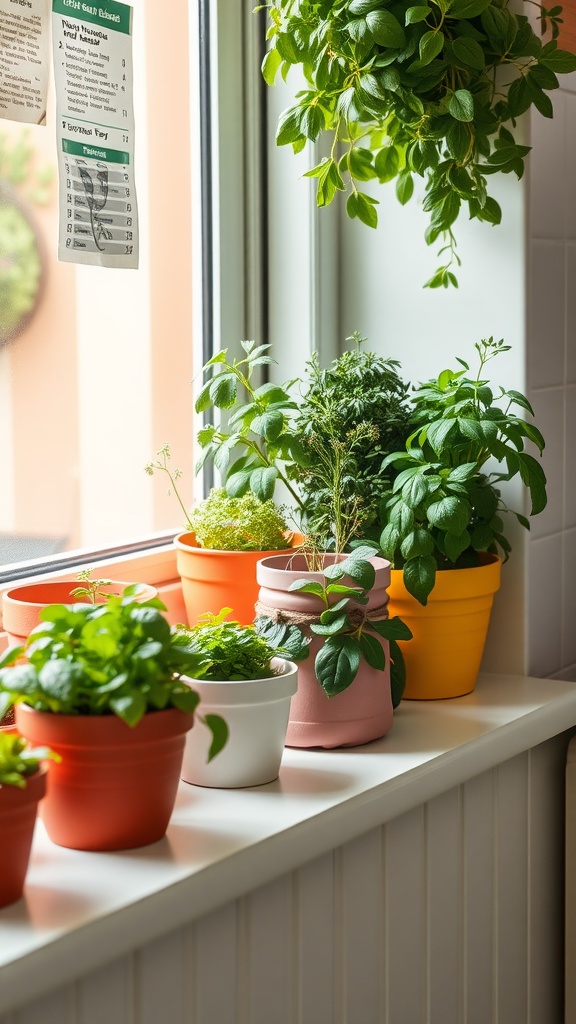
left=0, top=592, right=227, bottom=851
left=195, top=336, right=411, bottom=742
left=379, top=337, right=547, bottom=698
left=175, top=609, right=299, bottom=788
left=261, top=0, right=576, bottom=287
left=0, top=729, right=56, bottom=908
left=2, top=571, right=157, bottom=647
left=255, top=545, right=411, bottom=748
left=146, top=444, right=296, bottom=625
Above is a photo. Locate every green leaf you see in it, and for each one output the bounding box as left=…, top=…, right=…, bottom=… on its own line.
left=203, top=713, right=229, bottom=762
left=448, top=0, right=492, bottom=17
left=359, top=632, right=386, bottom=671
left=375, top=145, right=400, bottom=183
left=111, top=691, right=147, bottom=727
left=516, top=452, right=548, bottom=515
left=250, top=466, right=278, bottom=502
left=396, top=170, right=414, bottom=205
left=446, top=120, right=471, bottom=162
left=38, top=661, right=81, bottom=704
left=262, top=47, right=282, bottom=86
left=448, top=89, right=474, bottom=122
left=403, top=555, right=437, bottom=605
left=349, top=0, right=384, bottom=12
left=389, top=639, right=406, bottom=707
left=419, top=30, right=444, bottom=65
left=289, top=580, right=326, bottom=598
left=251, top=409, right=284, bottom=442
left=451, top=36, right=485, bottom=70
left=368, top=615, right=413, bottom=641
left=347, top=191, right=379, bottom=228
left=426, top=418, right=458, bottom=454
left=539, top=49, right=576, bottom=73
left=400, top=528, right=434, bottom=560
left=406, top=6, right=430, bottom=24
left=402, top=473, right=429, bottom=509
left=209, top=374, right=237, bottom=409
left=380, top=522, right=400, bottom=558
left=311, top=613, right=349, bottom=636
left=315, top=636, right=362, bottom=697
left=444, top=529, right=471, bottom=562
left=276, top=106, right=304, bottom=146
left=427, top=495, right=471, bottom=534
left=366, top=9, right=405, bottom=48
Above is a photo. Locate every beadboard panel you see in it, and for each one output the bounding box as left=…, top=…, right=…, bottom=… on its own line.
left=5, top=735, right=567, bottom=1024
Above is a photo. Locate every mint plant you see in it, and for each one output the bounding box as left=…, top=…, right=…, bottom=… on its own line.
left=379, top=337, right=547, bottom=604
left=256, top=545, right=412, bottom=706
left=261, top=0, right=576, bottom=286
left=0, top=593, right=228, bottom=759
left=0, top=732, right=58, bottom=789
left=175, top=608, right=305, bottom=680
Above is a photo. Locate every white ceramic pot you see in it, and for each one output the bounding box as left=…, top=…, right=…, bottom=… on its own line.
left=180, top=658, right=298, bottom=789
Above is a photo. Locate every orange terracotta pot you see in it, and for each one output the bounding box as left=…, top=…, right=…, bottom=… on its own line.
left=14, top=705, right=193, bottom=851
left=256, top=553, right=394, bottom=748
left=386, top=554, right=502, bottom=700
left=175, top=532, right=301, bottom=626
left=2, top=580, right=158, bottom=648
left=0, top=766, right=47, bottom=908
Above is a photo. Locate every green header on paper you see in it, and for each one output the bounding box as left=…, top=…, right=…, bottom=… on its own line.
left=63, top=139, right=129, bottom=163
left=52, top=0, right=131, bottom=35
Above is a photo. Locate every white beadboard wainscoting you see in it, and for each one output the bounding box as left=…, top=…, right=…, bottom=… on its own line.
left=1, top=674, right=576, bottom=1024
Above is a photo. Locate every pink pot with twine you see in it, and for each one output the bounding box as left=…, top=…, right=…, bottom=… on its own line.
left=256, top=553, right=393, bottom=749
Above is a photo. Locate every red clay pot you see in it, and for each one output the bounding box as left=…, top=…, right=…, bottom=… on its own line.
left=14, top=705, right=193, bottom=851
left=0, top=766, right=47, bottom=908
left=256, top=553, right=394, bottom=749
left=2, top=580, right=158, bottom=648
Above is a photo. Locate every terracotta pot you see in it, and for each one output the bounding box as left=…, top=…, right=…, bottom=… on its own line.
left=256, top=553, right=393, bottom=749
left=387, top=553, right=502, bottom=700
left=181, top=658, right=298, bottom=789
left=2, top=580, right=158, bottom=647
left=175, top=532, right=301, bottom=626
left=0, top=766, right=47, bottom=908
left=14, top=705, right=193, bottom=851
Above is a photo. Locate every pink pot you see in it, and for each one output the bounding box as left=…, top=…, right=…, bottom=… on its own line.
left=256, top=553, right=393, bottom=749
left=2, top=580, right=158, bottom=647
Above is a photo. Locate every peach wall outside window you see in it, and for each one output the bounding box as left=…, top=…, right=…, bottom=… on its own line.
left=0, top=0, right=197, bottom=568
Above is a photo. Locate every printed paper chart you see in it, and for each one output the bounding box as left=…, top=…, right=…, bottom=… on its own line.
left=52, top=0, right=138, bottom=268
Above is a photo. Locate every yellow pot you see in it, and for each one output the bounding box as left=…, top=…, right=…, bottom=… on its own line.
left=387, top=553, right=501, bottom=700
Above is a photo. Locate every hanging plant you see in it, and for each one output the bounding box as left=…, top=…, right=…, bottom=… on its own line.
left=261, top=0, right=576, bottom=287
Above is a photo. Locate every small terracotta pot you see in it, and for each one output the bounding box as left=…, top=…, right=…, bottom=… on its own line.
left=14, top=705, right=193, bottom=851
left=387, top=553, right=502, bottom=699
left=175, top=532, right=300, bottom=626
left=256, top=553, right=393, bottom=749
left=2, top=580, right=158, bottom=647
left=0, top=766, right=47, bottom=908
left=181, top=658, right=298, bottom=789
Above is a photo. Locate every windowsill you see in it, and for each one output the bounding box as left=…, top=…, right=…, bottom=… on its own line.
left=1, top=672, right=576, bottom=1016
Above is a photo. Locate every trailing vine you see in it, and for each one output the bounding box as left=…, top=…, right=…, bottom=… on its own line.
left=261, top=0, right=576, bottom=286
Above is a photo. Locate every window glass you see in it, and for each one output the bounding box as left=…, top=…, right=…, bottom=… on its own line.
left=0, top=0, right=197, bottom=570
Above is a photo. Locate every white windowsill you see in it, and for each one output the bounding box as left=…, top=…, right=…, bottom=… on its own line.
left=1, top=672, right=576, bottom=1015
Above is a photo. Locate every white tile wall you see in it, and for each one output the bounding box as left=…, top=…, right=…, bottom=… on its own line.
left=528, top=243, right=566, bottom=390
left=527, top=80, right=576, bottom=677
left=529, top=388, right=565, bottom=538
left=528, top=534, right=563, bottom=677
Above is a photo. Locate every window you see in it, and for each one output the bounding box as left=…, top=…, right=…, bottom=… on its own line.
left=0, top=0, right=204, bottom=576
